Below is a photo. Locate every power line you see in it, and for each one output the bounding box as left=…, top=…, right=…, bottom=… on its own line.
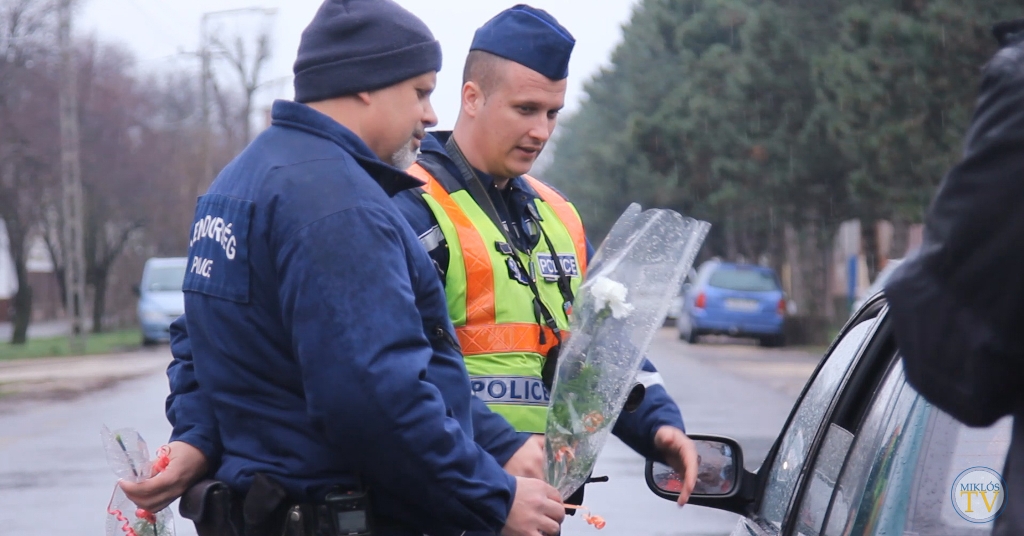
left=111, top=0, right=182, bottom=46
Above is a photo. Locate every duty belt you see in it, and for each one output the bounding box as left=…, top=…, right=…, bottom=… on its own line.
left=180, top=475, right=413, bottom=536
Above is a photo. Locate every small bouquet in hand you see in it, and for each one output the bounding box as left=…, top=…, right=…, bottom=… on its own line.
left=101, top=426, right=175, bottom=536
left=545, top=204, right=709, bottom=506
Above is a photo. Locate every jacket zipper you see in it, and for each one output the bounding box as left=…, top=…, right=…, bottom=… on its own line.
left=433, top=325, right=461, bottom=351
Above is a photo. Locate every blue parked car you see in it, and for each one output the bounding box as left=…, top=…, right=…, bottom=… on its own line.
left=677, top=261, right=786, bottom=347
left=135, top=257, right=187, bottom=345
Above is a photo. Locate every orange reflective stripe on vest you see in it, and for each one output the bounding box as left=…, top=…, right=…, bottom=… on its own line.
left=407, top=163, right=495, bottom=325
left=408, top=164, right=575, bottom=357
left=458, top=322, right=560, bottom=357
left=523, top=175, right=588, bottom=276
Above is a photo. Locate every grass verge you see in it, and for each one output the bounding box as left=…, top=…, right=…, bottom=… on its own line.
left=0, top=329, right=141, bottom=361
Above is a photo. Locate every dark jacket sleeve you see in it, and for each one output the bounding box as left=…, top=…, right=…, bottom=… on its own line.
left=275, top=204, right=514, bottom=533
left=612, top=358, right=686, bottom=462
left=470, top=395, right=532, bottom=466
left=165, top=315, right=223, bottom=465
left=885, top=36, right=1024, bottom=427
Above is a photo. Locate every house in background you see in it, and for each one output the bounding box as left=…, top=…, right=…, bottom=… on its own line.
left=0, top=221, right=63, bottom=323
left=0, top=222, right=16, bottom=322
left=831, top=219, right=924, bottom=309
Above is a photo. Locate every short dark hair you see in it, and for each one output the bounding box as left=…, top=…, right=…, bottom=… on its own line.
left=462, top=50, right=508, bottom=96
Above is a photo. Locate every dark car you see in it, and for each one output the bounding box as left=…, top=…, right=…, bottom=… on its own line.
left=677, top=261, right=786, bottom=347
left=647, top=295, right=1012, bottom=535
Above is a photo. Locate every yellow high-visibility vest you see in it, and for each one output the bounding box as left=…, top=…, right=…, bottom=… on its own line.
left=408, top=162, right=586, bottom=433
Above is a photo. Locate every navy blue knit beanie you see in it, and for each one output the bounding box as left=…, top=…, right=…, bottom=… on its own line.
left=293, top=0, right=442, bottom=103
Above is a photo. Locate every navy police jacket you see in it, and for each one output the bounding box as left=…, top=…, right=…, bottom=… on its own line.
left=392, top=131, right=687, bottom=461
left=169, top=101, right=515, bottom=535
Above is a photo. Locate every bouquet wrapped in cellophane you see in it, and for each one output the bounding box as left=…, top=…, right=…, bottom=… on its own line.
left=102, top=426, right=175, bottom=536
left=545, top=204, right=709, bottom=500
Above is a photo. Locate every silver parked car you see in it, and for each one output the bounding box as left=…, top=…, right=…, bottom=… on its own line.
left=663, top=268, right=697, bottom=326
left=647, top=294, right=1011, bottom=535
left=135, top=257, right=187, bottom=345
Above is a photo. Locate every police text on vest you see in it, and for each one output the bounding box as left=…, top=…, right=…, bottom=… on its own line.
left=190, top=215, right=238, bottom=260
left=190, top=256, right=214, bottom=278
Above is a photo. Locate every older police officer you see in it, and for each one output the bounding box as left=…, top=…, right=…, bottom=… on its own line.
left=122, top=1, right=565, bottom=535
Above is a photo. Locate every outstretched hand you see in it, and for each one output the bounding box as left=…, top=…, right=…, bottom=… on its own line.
left=654, top=426, right=698, bottom=506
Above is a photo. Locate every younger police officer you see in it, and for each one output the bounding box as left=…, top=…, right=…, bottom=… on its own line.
left=122, top=2, right=565, bottom=535
left=396, top=5, right=699, bottom=505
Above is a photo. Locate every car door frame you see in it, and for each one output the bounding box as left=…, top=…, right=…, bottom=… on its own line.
left=776, top=299, right=901, bottom=535
left=736, top=294, right=891, bottom=534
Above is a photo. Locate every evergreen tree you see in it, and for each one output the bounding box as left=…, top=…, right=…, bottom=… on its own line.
left=546, top=0, right=1019, bottom=321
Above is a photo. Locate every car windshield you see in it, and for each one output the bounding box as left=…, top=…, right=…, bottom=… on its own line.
left=146, top=265, right=186, bottom=292
left=708, top=268, right=779, bottom=292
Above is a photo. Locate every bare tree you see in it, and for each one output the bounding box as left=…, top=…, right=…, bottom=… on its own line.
left=0, top=0, right=59, bottom=343
left=75, top=42, right=168, bottom=331
left=3, top=2, right=258, bottom=338
left=42, top=40, right=201, bottom=332
left=208, top=12, right=273, bottom=149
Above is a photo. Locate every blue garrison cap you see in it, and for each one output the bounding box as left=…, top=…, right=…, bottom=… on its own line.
left=470, top=4, right=575, bottom=81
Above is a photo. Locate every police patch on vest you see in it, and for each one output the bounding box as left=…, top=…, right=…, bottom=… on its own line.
left=536, top=253, right=580, bottom=281
left=183, top=194, right=253, bottom=303
left=470, top=375, right=549, bottom=406
left=506, top=257, right=531, bottom=286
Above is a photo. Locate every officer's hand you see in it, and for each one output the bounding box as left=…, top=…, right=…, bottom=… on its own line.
left=501, top=477, right=564, bottom=536
left=119, top=441, right=209, bottom=513
left=503, top=434, right=545, bottom=479
left=654, top=426, right=698, bottom=506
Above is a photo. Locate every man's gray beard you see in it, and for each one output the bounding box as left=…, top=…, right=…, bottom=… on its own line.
left=389, top=143, right=418, bottom=170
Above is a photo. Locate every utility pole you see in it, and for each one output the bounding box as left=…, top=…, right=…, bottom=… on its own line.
left=196, top=15, right=212, bottom=204
left=194, top=7, right=276, bottom=203
left=58, top=0, right=87, bottom=350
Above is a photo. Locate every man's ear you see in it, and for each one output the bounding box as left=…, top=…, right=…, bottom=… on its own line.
left=355, top=91, right=373, bottom=105
left=462, top=81, right=485, bottom=118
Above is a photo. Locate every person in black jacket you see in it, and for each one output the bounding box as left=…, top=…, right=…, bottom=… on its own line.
left=885, top=19, right=1024, bottom=536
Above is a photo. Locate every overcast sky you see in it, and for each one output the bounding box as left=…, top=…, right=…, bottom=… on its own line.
left=78, top=0, right=641, bottom=130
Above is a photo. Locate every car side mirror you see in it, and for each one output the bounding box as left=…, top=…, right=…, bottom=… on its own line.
left=645, top=434, right=755, bottom=515
left=132, top=284, right=141, bottom=297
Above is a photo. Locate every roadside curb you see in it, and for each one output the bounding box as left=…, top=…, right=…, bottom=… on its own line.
left=0, top=348, right=171, bottom=404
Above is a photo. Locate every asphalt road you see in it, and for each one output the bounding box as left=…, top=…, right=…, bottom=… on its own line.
left=573, top=330, right=818, bottom=536
left=0, top=329, right=821, bottom=536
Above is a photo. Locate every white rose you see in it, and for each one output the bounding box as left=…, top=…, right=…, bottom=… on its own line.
left=590, top=276, right=634, bottom=319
